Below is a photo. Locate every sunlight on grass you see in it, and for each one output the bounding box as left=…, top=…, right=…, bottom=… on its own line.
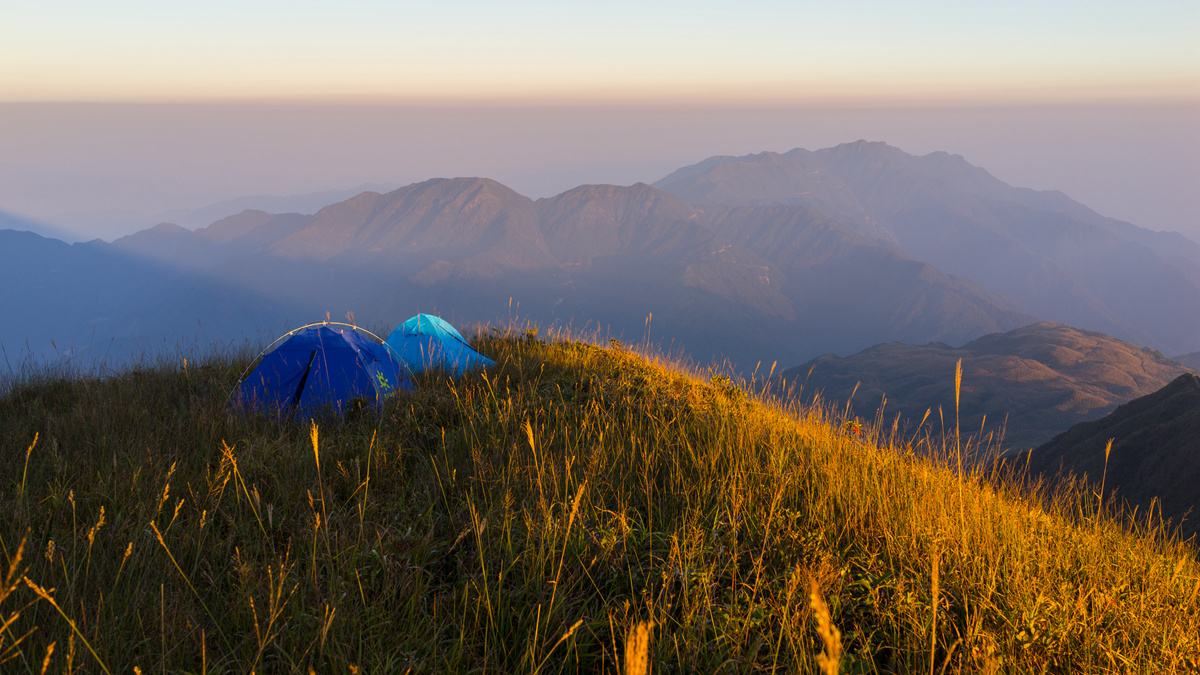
left=0, top=327, right=1196, bottom=671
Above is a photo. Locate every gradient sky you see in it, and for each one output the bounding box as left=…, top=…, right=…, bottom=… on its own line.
left=2, top=1, right=1197, bottom=102
left=1, top=2, right=1197, bottom=240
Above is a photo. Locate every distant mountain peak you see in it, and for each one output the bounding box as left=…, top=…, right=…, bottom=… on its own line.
left=1163, top=371, right=1200, bottom=393
left=331, top=191, right=382, bottom=207
left=266, top=176, right=549, bottom=272
left=377, top=176, right=536, bottom=217
left=145, top=222, right=188, bottom=235
left=385, top=176, right=529, bottom=201
left=0, top=228, right=59, bottom=245
left=819, top=139, right=903, bottom=154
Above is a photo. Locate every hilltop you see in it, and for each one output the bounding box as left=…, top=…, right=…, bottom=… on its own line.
left=1031, top=373, right=1200, bottom=535
left=0, top=332, right=1196, bottom=671
left=789, top=323, right=1187, bottom=450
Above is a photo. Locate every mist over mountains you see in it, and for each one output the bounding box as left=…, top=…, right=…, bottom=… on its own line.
left=3, top=141, right=1197, bottom=390
left=0, top=230, right=297, bottom=369
left=658, top=141, right=1200, bottom=354
left=0, top=209, right=81, bottom=242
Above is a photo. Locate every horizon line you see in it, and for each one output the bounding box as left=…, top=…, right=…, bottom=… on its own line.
left=3, top=91, right=1198, bottom=109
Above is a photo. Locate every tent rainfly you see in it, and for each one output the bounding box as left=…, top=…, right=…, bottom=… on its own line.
left=234, top=322, right=411, bottom=418
left=385, top=313, right=495, bottom=377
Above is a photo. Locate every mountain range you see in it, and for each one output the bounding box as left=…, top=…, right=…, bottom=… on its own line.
left=788, top=323, right=1190, bottom=450
left=31, top=174, right=1027, bottom=368
left=657, top=141, right=1200, bottom=354
left=148, top=184, right=395, bottom=231
left=4, top=141, right=1199, bottom=379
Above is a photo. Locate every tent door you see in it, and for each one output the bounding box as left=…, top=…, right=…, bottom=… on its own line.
left=290, top=349, right=318, bottom=410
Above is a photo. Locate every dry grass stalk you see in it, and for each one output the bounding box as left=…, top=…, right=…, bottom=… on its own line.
left=624, top=621, right=652, bottom=675
left=809, top=580, right=842, bottom=675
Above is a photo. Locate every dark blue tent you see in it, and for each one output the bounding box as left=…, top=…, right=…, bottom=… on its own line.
left=235, top=323, right=411, bottom=418
left=385, top=314, right=495, bottom=377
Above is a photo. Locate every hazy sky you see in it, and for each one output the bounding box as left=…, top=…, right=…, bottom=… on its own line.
left=0, top=2, right=1197, bottom=239
left=3, top=1, right=1197, bottom=102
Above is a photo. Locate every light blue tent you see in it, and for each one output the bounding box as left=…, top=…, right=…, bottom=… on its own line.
left=385, top=314, right=495, bottom=377
left=235, top=323, right=411, bottom=418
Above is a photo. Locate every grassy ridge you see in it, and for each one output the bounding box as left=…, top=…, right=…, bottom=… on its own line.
left=0, top=332, right=1197, bottom=672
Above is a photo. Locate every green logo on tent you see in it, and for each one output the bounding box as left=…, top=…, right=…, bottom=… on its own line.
left=376, top=371, right=392, bottom=392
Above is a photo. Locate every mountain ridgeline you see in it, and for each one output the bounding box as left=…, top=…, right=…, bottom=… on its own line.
left=788, top=323, right=1190, bottom=450
left=657, top=141, right=1200, bottom=354
left=4, top=141, right=1199, bottom=378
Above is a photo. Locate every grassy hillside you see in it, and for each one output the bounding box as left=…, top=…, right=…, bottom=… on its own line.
left=0, top=331, right=1197, bottom=672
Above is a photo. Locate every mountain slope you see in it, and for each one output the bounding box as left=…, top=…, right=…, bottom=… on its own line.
left=0, top=209, right=81, bottom=242
left=112, top=222, right=219, bottom=263
left=701, top=203, right=1026, bottom=343
left=537, top=182, right=709, bottom=262
left=1174, top=351, right=1200, bottom=371
left=0, top=229, right=296, bottom=367
left=658, top=141, right=1200, bottom=354
left=789, top=323, right=1187, bottom=449
left=151, top=184, right=394, bottom=230
left=529, top=182, right=801, bottom=329
left=269, top=177, right=554, bottom=276
left=1030, top=373, right=1200, bottom=535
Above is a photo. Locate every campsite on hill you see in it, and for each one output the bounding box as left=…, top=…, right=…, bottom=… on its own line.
left=1, top=328, right=1197, bottom=672
left=5, top=2, right=1198, bottom=671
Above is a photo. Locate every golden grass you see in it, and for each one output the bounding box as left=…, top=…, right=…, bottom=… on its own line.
left=623, top=621, right=651, bottom=675
left=0, top=329, right=1196, bottom=671
left=808, top=579, right=841, bottom=675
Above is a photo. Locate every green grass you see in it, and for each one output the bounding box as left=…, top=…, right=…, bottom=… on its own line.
left=0, top=330, right=1197, bottom=672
